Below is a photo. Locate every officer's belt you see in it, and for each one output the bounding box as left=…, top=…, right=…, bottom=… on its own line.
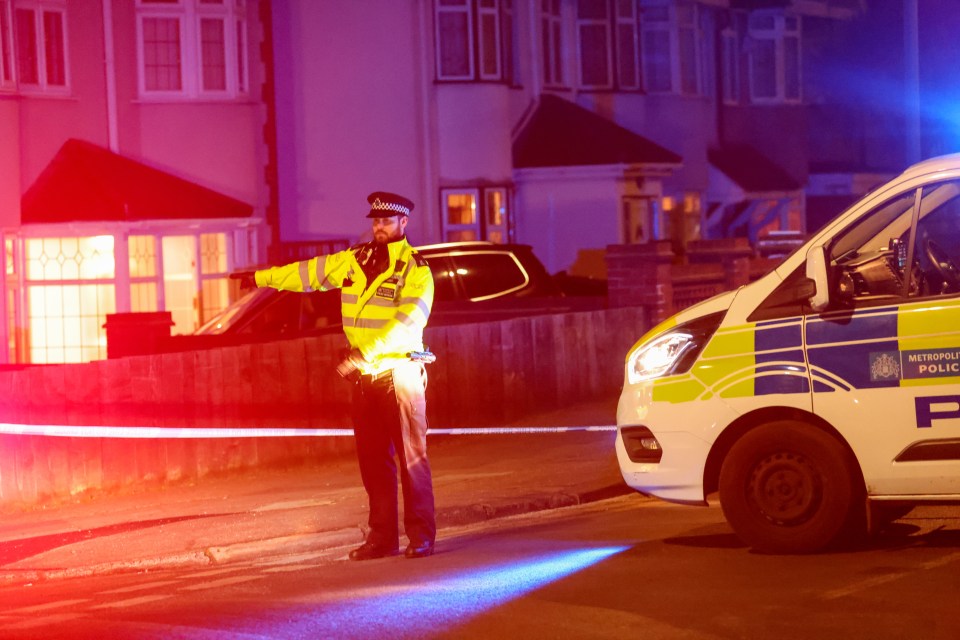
left=359, top=369, right=394, bottom=384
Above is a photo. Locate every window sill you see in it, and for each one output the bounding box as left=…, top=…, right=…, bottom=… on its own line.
left=133, top=96, right=258, bottom=106
left=1, top=89, right=76, bottom=100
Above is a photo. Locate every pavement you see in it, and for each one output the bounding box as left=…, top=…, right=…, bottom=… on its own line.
left=0, top=397, right=637, bottom=584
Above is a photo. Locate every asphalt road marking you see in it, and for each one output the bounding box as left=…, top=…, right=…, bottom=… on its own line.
left=0, top=612, right=84, bottom=630
left=821, top=550, right=960, bottom=599
left=179, top=575, right=262, bottom=591
left=187, top=567, right=250, bottom=578
left=90, top=594, right=171, bottom=610
left=261, top=564, right=321, bottom=574
left=252, top=498, right=337, bottom=512
left=101, top=579, right=182, bottom=595
left=4, top=598, right=90, bottom=613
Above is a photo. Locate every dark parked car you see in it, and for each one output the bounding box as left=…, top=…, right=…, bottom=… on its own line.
left=187, top=242, right=605, bottom=345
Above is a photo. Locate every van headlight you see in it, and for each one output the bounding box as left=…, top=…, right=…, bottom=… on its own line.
left=626, top=311, right=725, bottom=384
left=627, top=332, right=695, bottom=383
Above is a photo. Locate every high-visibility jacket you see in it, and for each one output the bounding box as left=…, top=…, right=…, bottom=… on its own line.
left=254, top=237, right=434, bottom=375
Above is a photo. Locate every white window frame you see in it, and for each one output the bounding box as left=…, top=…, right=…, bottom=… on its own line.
left=435, top=0, right=515, bottom=83
left=721, top=23, right=739, bottom=104
left=0, top=0, right=14, bottom=90
left=8, top=0, right=69, bottom=95
left=640, top=0, right=700, bottom=96
left=748, top=10, right=801, bottom=105
left=136, top=0, right=249, bottom=100
left=501, top=0, right=515, bottom=84
left=541, top=0, right=565, bottom=88
left=575, top=0, right=612, bottom=89
left=615, top=0, right=640, bottom=90
left=435, top=0, right=474, bottom=80
left=477, top=0, right=501, bottom=80
left=440, top=186, right=512, bottom=243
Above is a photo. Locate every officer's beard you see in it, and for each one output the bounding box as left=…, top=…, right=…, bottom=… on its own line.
left=373, top=231, right=405, bottom=245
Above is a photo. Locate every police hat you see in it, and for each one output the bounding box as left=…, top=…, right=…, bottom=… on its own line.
left=367, top=192, right=414, bottom=218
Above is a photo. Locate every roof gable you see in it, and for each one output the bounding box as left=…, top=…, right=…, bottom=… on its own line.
left=512, top=95, right=681, bottom=169
left=708, top=145, right=801, bottom=192
left=21, top=139, right=253, bottom=224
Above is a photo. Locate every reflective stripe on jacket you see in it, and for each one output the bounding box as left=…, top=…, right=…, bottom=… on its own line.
left=254, top=237, right=434, bottom=374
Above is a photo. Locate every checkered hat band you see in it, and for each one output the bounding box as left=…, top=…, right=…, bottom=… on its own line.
left=371, top=198, right=410, bottom=216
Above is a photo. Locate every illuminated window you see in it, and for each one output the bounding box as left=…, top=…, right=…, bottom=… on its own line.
left=443, top=192, right=478, bottom=243
left=748, top=11, right=800, bottom=104
left=441, top=187, right=511, bottom=243
left=6, top=288, right=17, bottom=363
left=485, top=189, right=508, bottom=244
left=435, top=0, right=515, bottom=82
left=4, top=236, right=14, bottom=275
left=199, top=232, right=229, bottom=324
left=200, top=232, right=227, bottom=273
left=137, top=0, right=248, bottom=98
left=24, top=236, right=116, bottom=363
left=7, top=0, right=68, bottom=93
left=622, top=197, right=655, bottom=244
left=129, top=235, right=159, bottom=313
left=4, top=237, right=19, bottom=363
left=26, top=236, right=115, bottom=280
left=641, top=0, right=699, bottom=95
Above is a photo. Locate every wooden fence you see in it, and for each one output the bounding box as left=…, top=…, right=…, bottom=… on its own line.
left=0, top=306, right=645, bottom=508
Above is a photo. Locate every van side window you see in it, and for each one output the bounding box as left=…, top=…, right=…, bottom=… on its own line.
left=826, top=180, right=960, bottom=307
left=914, top=182, right=960, bottom=297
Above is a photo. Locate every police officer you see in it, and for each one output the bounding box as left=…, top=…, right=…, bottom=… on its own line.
left=254, top=192, right=436, bottom=560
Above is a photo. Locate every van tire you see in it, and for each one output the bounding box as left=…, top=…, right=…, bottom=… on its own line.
left=719, top=421, right=858, bottom=554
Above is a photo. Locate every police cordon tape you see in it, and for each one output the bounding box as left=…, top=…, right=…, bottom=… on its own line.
left=0, top=424, right=618, bottom=438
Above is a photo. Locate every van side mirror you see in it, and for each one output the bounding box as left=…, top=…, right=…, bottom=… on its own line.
left=805, top=246, right=831, bottom=312
left=796, top=277, right=817, bottom=300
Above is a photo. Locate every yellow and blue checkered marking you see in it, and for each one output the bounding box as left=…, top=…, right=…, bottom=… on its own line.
left=651, top=298, right=960, bottom=403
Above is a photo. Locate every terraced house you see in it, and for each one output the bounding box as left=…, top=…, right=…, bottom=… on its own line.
left=1, top=1, right=953, bottom=364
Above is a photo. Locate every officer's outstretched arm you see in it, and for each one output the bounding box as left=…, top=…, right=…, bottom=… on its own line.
left=255, top=251, right=352, bottom=293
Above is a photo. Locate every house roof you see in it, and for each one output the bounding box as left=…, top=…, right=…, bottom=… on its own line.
left=708, top=145, right=801, bottom=192
left=21, top=139, right=253, bottom=224
left=512, top=95, right=681, bottom=169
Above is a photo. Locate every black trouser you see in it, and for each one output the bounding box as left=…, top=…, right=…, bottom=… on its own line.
left=352, top=361, right=435, bottom=548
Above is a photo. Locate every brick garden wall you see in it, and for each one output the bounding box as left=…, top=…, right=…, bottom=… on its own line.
left=0, top=306, right=646, bottom=509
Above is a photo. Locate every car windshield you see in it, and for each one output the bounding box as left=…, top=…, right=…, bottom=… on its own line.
left=195, top=288, right=273, bottom=335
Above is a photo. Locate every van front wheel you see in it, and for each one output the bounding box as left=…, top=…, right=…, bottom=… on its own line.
left=719, top=422, right=858, bottom=554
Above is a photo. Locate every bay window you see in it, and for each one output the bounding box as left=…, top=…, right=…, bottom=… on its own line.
left=576, top=0, right=643, bottom=91
left=137, top=0, right=248, bottom=99
left=748, top=11, right=801, bottom=104
left=3, top=0, right=68, bottom=93
left=0, top=1, right=11, bottom=88
left=721, top=23, right=740, bottom=104
left=435, top=0, right=516, bottom=83
left=641, top=0, right=699, bottom=95
left=541, top=0, right=564, bottom=87
left=576, top=0, right=612, bottom=88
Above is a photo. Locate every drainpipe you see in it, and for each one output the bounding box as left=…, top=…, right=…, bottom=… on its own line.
left=260, top=0, right=281, bottom=262
left=102, top=0, right=119, bottom=152
left=903, top=0, right=920, bottom=164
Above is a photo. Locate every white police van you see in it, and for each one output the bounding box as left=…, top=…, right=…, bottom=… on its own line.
left=616, top=154, right=960, bottom=553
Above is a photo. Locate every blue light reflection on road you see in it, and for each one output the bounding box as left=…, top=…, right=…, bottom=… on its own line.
left=267, top=546, right=628, bottom=639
